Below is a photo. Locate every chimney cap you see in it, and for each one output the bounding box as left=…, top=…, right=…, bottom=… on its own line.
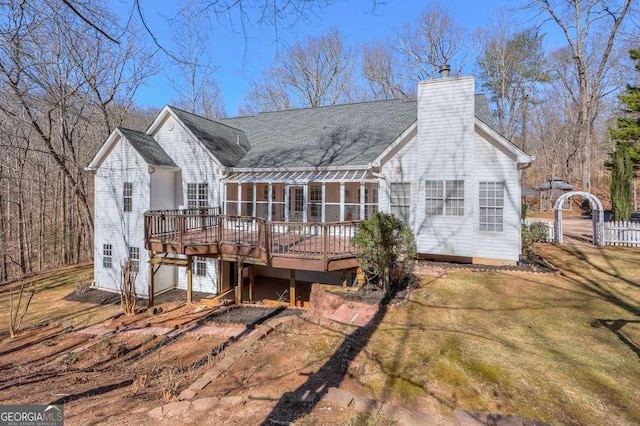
left=439, top=64, right=451, bottom=78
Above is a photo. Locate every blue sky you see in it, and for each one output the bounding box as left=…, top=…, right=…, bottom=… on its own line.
left=120, top=0, right=535, bottom=114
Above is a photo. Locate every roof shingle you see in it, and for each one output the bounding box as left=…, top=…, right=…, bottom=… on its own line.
left=118, top=127, right=177, bottom=168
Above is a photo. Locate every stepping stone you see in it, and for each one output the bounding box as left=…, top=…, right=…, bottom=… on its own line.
left=322, top=387, right=354, bottom=408
left=327, top=304, right=376, bottom=327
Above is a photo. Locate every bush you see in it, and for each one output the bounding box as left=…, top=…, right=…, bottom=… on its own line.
left=522, top=222, right=549, bottom=259
left=352, top=212, right=416, bottom=294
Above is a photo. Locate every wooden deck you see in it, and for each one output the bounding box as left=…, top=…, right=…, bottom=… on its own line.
left=144, top=210, right=359, bottom=272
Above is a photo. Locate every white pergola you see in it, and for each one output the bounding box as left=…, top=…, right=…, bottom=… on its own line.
left=222, top=168, right=379, bottom=222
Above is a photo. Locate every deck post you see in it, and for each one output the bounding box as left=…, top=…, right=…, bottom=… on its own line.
left=186, top=255, right=193, bottom=304
left=236, top=261, right=243, bottom=304
left=289, top=269, right=296, bottom=307
left=148, top=252, right=155, bottom=308
left=237, top=183, right=242, bottom=216
left=342, top=270, right=348, bottom=287
left=249, top=266, right=255, bottom=302
left=216, top=258, right=222, bottom=294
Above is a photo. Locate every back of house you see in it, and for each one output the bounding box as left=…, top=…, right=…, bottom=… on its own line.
left=85, top=73, right=533, bottom=302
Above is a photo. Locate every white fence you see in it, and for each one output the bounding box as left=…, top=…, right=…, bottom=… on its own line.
left=523, top=218, right=555, bottom=242
left=603, top=221, right=640, bottom=247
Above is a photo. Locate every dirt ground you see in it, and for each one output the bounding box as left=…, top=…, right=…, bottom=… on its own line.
left=0, top=282, right=309, bottom=426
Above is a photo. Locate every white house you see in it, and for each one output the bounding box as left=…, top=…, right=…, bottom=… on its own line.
left=86, top=74, right=533, bottom=304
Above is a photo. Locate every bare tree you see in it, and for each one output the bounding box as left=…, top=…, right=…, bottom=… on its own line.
left=245, top=28, right=356, bottom=111
left=0, top=0, right=155, bottom=282
left=362, top=40, right=413, bottom=100
left=476, top=18, right=549, bottom=144
left=528, top=0, right=633, bottom=191
left=394, top=5, right=472, bottom=81
left=169, top=5, right=226, bottom=119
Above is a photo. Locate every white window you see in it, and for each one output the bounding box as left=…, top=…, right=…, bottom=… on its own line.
left=425, top=180, right=464, bottom=216
left=103, top=244, right=112, bottom=269
left=187, top=183, right=208, bottom=208
left=390, top=183, right=410, bottom=222
left=310, top=185, right=322, bottom=218
left=479, top=182, right=504, bottom=232
left=123, top=182, right=133, bottom=212
left=129, top=247, right=140, bottom=273
left=194, top=257, right=207, bottom=276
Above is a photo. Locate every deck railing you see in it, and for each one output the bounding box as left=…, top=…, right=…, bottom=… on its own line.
left=144, top=209, right=359, bottom=264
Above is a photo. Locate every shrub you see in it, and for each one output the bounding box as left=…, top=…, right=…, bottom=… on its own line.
left=352, top=212, right=416, bottom=294
left=522, top=222, right=549, bottom=258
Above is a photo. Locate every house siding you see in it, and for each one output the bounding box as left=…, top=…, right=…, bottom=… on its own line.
left=410, top=77, right=475, bottom=257
left=153, top=114, right=221, bottom=293
left=381, top=76, right=521, bottom=263
left=472, top=130, right=522, bottom=262
left=93, top=135, right=151, bottom=295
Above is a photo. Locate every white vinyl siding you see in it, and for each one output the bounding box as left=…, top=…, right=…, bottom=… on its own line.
left=390, top=183, right=410, bottom=222
left=425, top=180, right=464, bottom=216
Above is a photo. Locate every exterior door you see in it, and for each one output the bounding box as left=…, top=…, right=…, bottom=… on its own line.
left=288, top=186, right=304, bottom=222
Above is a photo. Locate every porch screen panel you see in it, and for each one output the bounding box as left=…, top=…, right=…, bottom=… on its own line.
left=344, top=182, right=360, bottom=220
left=359, top=184, right=379, bottom=220
left=271, top=185, right=285, bottom=221
left=324, top=183, right=340, bottom=222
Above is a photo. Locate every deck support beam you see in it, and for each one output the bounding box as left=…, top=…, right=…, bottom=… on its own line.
left=186, top=255, right=193, bottom=304
left=216, top=258, right=222, bottom=294
left=148, top=251, right=155, bottom=308
left=342, top=270, right=348, bottom=287
left=236, top=261, right=243, bottom=304
left=289, top=269, right=296, bottom=307
left=249, top=266, right=255, bottom=302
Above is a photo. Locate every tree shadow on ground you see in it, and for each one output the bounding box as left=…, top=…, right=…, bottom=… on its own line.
left=261, top=285, right=403, bottom=424
left=552, top=246, right=639, bottom=317
left=591, top=319, right=640, bottom=360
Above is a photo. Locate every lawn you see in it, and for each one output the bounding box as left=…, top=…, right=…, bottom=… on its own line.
left=0, top=246, right=638, bottom=425
left=353, top=244, right=639, bottom=425
left=0, top=264, right=121, bottom=338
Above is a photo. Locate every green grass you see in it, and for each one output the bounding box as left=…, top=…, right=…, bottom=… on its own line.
left=356, top=244, right=640, bottom=425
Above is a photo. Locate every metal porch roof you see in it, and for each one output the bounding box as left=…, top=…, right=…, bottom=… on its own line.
left=223, top=169, right=375, bottom=184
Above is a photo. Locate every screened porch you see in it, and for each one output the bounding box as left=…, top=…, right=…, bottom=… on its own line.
left=222, top=169, right=379, bottom=223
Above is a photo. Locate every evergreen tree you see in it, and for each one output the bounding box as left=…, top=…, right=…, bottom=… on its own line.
left=608, top=49, right=640, bottom=220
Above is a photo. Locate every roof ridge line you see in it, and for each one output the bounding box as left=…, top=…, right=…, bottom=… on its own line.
left=168, top=105, right=247, bottom=134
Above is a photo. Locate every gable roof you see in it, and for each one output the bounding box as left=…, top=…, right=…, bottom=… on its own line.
left=168, top=107, right=250, bottom=167
left=219, top=99, right=417, bottom=168
left=117, top=128, right=177, bottom=168
left=86, top=127, right=176, bottom=171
